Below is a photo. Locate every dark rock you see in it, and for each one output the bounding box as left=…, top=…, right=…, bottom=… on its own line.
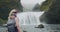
left=40, top=0, right=60, bottom=24
left=35, top=24, right=44, bottom=29
left=33, top=3, right=40, bottom=11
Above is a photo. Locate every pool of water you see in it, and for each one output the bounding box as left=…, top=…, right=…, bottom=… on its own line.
left=0, top=24, right=60, bottom=32
left=0, top=26, right=8, bottom=32
left=20, top=24, right=60, bottom=32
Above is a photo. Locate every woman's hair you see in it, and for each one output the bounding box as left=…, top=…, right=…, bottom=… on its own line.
left=8, top=9, right=18, bottom=19
left=11, top=13, right=16, bottom=17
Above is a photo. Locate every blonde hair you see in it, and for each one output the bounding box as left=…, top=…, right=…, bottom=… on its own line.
left=8, top=9, right=17, bottom=19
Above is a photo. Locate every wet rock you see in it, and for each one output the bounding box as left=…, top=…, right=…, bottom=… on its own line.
left=35, top=24, right=44, bottom=29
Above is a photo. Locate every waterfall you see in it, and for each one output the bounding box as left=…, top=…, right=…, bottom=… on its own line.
left=17, top=0, right=45, bottom=25
left=17, top=12, right=44, bottom=25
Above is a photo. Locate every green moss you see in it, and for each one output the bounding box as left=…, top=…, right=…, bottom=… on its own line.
left=40, top=0, right=53, bottom=11
left=0, top=18, right=7, bottom=24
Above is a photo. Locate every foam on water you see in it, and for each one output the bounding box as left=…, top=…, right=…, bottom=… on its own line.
left=17, top=11, right=45, bottom=25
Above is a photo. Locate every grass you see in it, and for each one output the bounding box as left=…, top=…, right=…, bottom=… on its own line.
left=0, top=18, right=7, bottom=25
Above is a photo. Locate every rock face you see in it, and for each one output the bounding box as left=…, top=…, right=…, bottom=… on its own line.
left=33, top=3, right=40, bottom=11
left=40, top=0, right=60, bottom=24
left=46, top=0, right=60, bottom=24
left=40, top=0, right=53, bottom=11
left=0, top=0, right=23, bottom=20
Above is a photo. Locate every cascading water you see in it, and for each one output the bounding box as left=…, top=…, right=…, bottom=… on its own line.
left=17, top=12, right=45, bottom=25
left=16, top=0, right=60, bottom=32
left=16, top=0, right=46, bottom=32
left=17, top=0, right=46, bottom=25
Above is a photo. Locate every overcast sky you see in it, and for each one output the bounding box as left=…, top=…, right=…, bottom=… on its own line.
left=21, top=0, right=45, bottom=4
left=21, top=0, right=46, bottom=11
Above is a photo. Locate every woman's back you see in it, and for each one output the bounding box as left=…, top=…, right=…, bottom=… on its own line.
left=7, top=19, right=18, bottom=32
left=7, top=19, right=15, bottom=25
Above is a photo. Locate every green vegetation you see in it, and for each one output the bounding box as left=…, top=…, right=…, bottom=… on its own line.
left=0, top=18, right=7, bottom=24
left=40, top=0, right=53, bottom=11
left=40, top=0, right=53, bottom=24
left=0, top=0, right=23, bottom=24
left=40, top=0, right=60, bottom=24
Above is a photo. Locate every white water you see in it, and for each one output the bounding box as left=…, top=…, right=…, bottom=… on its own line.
left=16, top=12, right=60, bottom=32
left=18, top=0, right=46, bottom=25
left=18, top=0, right=46, bottom=32
left=17, top=11, right=45, bottom=25
left=16, top=12, right=46, bottom=32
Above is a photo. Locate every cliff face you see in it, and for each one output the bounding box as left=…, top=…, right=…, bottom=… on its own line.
left=40, top=0, right=53, bottom=11
left=46, top=0, right=60, bottom=24
left=0, top=0, right=23, bottom=20
left=40, top=0, right=53, bottom=24
left=40, top=0, right=60, bottom=24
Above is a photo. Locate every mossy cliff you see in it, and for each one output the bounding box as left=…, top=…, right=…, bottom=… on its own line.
left=40, top=0, right=60, bottom=24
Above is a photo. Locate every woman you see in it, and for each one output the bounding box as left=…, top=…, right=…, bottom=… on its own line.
left=8, top=9, right=18, bottom=19
left=7, top=9, right=21, bottom=32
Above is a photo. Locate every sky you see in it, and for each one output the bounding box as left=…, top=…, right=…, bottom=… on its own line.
left=21, top=0, right=45, bottom=4
left=20, top=0, right=46, bottom=11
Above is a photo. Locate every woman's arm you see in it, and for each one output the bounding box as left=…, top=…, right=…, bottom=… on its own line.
left=15, top=17, right=21, bottom=32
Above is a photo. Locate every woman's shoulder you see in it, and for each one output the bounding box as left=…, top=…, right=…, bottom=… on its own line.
left=15, top=17, right=19, bottom=20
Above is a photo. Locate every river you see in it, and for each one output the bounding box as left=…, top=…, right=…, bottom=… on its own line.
left=0, top=24, right=60, bottom=32
left=0, top=26, right=7, bottom=32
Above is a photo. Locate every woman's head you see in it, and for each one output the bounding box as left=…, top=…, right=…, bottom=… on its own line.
left=9, top=9, right=19, bottom=16
left=10, top=13, right=16, bottom=19
left=8, top=9, right=19, bottom=19
left=9, top=9, right=18, bottom=15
